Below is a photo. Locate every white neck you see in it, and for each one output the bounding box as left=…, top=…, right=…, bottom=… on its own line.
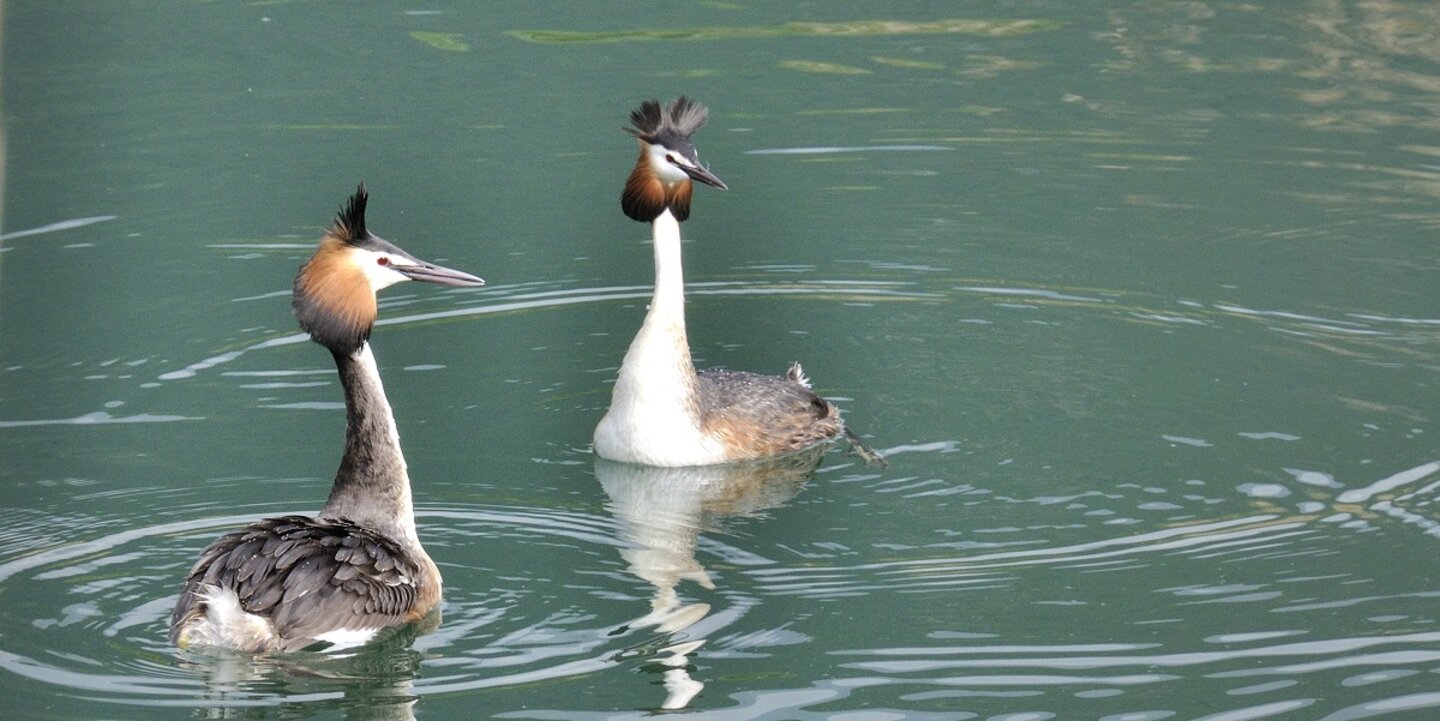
left=594, top=211, right=727, bottom=466
left=648, top=211, right=686, bottom=330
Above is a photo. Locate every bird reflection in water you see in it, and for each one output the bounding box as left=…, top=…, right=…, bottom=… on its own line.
left=594, top=445, right=827, bottom=710
left=178, top=621, right=432, bottom=720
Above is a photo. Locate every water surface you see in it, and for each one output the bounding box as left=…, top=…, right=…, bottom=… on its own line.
left=3, top=2, right=1439, bottom=719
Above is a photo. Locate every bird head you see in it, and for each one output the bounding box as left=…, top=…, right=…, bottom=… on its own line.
left=621, top=96, right=727, bottom=223
left=292, top=184, right=485, bottom=354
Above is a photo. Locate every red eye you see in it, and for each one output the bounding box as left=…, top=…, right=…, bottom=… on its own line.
left=377, top=257, right=390, bottom=266
left=666, top=154, right=680, bottom=164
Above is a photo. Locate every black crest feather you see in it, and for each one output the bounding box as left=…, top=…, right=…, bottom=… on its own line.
left=625, top=96, right=710, bottom=142
left=333, top=183, right=369, bottom=243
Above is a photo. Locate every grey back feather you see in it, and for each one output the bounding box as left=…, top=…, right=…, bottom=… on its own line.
left=170, top=515, right=432, bottom=651
left=695, top=368, right=843, bottom=458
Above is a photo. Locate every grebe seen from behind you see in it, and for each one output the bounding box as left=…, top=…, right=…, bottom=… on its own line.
left=169, top=185, right=485, bottom=653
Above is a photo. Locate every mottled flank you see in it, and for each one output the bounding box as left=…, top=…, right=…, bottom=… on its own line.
left=169, top=515, right=441, bottom=653
left=696, top=368, right=843, bottom=460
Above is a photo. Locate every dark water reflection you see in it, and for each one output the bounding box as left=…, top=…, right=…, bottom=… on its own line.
left=5, top=0, right=1440, bottom=719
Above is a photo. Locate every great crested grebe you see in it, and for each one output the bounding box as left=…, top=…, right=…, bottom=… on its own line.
left=169, top=185, right=484, bottom=653
left=593, top=97, right=883, bottom=468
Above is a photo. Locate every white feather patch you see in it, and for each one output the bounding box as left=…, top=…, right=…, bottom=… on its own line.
left=314, top=627, right=381, bottom=650
left=787, top=362, right=812, bottom=389
left=190, top=585, right=278, bottom=651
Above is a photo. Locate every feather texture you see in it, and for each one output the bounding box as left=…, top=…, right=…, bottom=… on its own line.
left=170, top=515, right=440, bottom=653
left=696, top=369, right=842, bottom=459
left=334, top=184, right=369, bottom=243
left=621, top=160, right=670, bottom=223
left=625, top=96, right=709, bottom=142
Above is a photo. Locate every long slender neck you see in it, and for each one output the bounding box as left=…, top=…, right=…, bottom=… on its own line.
left=320, top=342, right=419, bottom=548
left=611, top=210, right=701, bottom=420
left=649, top=210, right=687, bottom=332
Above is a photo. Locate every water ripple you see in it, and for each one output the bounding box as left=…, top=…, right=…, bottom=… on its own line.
left=1, top=215, right=117, bottom=241
left=1336, top=461, right=1440, bottom=503
left=0, top=501, right=675, bottom=710
left=746, top=145, right=955, bottom=155
left=836, top=633, right=1440, bottom=673
left=747, top=515, right=1310, bottom=598
left=157, top=280, right=936, bottom=381
left=0, top=410, right=200, bottom=428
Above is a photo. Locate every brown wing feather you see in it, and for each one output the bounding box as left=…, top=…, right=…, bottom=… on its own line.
left=696, top=369, right=844, bottom=461
left=170, top=515, right=438, bottom=651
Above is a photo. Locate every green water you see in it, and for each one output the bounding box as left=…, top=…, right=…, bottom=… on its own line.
left=3, top=2, right=1439, bottom=719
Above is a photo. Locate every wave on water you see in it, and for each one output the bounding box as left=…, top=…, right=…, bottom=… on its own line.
left=157, top=280, right=936, bottom=381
